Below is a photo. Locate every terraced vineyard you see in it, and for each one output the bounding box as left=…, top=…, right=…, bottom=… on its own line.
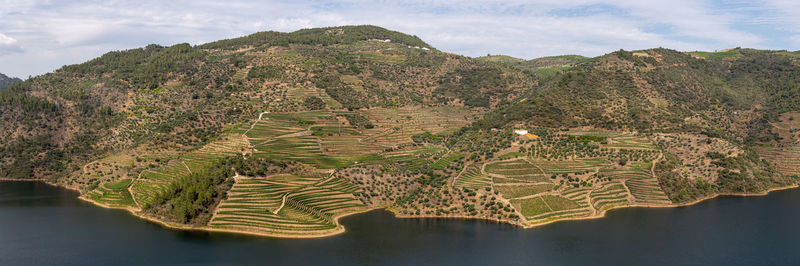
left=561, top=186, right=592, bottom=204
left=536, top=159, right=607, bottom=174
left=244, top=109, right=475, bottom=169
left=567, top=129, right=659, bottom=153
left=430, top=153, right=465, bottom=170
left=453, top=164, right=491, bottom=189
left=479, top=129, right=680, bottom=226
left=9, top=25, right=800, bottom=241
left=85, top=178, right=135, bottom=207
left=605, top=135, right=658, bottom=150
left=493, top=183, right=554, bottom=199
left=76, top=108, right=792, bottom=235
left=319, top=134, right=384, bottom=158
left=588, top=181, right=630, bottom=211
left=485, top=159, right=549, bottom=183
left=381, top=145, right=444, bottom=170
left=286, top=86, right=343, bottom=109
left=246, top=111, right=358, bottom=168
left=512, top=195, right=590, bottom=223
left=209, top=174, right=365, bottom=237
left=130, top=134, right=248, bottom=208
left=756, top=145, right=800, bottom=176
left=245, top=118, right=306, bottom=142
left=753, top=112, right=800, bottom=177
left=76, top=102, right=796, bottom=236
left=360, top=106, right=481, bottom=147
left=255, top=135, right=340, bottom=167
left=599, top=162, right=671, bottom=206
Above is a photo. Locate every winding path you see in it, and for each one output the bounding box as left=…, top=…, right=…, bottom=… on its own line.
left=273, top=194, right=288, bottom=214
left=182, top=161, right=192, bottom=174
left=127, top=170, right=146, bottom=210
left=241, top=111, right=269, bottom=155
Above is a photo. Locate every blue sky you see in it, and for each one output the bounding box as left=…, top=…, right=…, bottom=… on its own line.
left=0, top=0, right=798, bottom=78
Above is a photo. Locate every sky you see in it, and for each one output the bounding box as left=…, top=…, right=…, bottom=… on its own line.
left=1, top=0, right=799, bottom=78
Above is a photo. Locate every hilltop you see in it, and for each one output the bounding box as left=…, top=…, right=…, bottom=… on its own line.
left=0, top=73, right=21, bottom=89
left=477, top=54, right=589, bottom=76
left=0, top=26, right=798, bottom=237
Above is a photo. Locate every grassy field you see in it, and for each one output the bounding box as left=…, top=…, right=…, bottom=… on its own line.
left=512, top=197, right=551, bottom=217
left=511, top=195, right=583, bottom=220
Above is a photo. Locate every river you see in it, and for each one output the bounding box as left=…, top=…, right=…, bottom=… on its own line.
left=1, top=181, right=799, bottom=265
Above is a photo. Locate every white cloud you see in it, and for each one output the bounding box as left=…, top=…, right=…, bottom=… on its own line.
left=0, top=32, right=23, bottom=54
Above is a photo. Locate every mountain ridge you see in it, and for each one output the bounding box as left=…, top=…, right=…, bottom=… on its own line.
left=0, top=73, right=21, bottom=89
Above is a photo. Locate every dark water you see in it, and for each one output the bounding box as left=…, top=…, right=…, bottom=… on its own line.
left=2, top=181, right=800, bottom=265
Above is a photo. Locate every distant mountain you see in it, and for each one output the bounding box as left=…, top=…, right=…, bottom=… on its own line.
left=479, top=48, right=800, bottom=135
left=477, top=54, right=589, bottom=75
left=0, top=73, right=21, bottom=89
left=1, top=26, right=798, bottom=237
left=475, top=55, right=525, bottom=64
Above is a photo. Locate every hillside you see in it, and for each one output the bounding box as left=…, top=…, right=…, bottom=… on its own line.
left=1, top=26, right=798, bottom=237
left=475, top=55, right=524, bottom=64
left=474, top=47, right=800, bottom=201
left=478, top=54, right=589, bottom=77
left=0, top=25, right=526, bottom=181
left=481, top=48, right=800, bottom=132
left=0, top=73, right=21, bottom=89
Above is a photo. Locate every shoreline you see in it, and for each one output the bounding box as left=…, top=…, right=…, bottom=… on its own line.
left=520, top=183, right=800, bottom=229
left=389, top=208, right=527, bottom=227
left=0, top=177, right=45, bottom=181
left=77, top=191, right=374, bottom=239
left=3, top=179, right=798, bottom=238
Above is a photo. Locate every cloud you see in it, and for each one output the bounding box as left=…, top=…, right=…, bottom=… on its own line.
left=0, top=33, right=23, bottom=54
left=0, top=0, right=797, bottom=78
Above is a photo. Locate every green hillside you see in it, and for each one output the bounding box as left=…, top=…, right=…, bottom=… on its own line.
left=1, top=26, right=798, bottom=237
